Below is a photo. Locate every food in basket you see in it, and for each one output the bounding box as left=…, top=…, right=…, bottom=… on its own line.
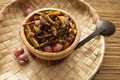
left=20, top=8, right=80, bottom=60
left=23, top=9, right=77, bottom=52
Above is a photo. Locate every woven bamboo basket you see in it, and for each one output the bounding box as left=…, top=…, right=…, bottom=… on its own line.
left=0, top=0, right=105, bottom=80
left=20, top=8, right=81, bottom=61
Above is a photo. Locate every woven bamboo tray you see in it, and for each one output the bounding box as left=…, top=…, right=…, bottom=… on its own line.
left=0, top=0, right=105, bottom=80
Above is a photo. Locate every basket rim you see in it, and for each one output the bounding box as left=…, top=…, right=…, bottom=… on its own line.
left=0, top=0, right=105, bottom=80
left=78, top=0, right=105, bottom=79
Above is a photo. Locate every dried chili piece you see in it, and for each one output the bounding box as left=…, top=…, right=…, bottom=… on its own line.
left=28, top=37, right=40, bottom=48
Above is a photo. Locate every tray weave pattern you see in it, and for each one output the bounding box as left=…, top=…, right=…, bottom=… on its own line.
left=0, top=0, right=105, bottom=80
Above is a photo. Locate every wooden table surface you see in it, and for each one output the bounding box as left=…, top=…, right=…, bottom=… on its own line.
left=0, top=0, right=120, bottom=80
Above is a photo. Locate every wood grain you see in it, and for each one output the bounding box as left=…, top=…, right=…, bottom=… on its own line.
left=84, top=0, right=120, bottom=80
left=0, top=0, right=120, bottom=80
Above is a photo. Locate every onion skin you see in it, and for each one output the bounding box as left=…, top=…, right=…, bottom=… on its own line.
left=52, top=44, right=63, bottom=52
left=14, top=47, right=24, bottom=57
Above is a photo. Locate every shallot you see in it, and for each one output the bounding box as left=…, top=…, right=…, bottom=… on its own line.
left=14, top=47, right=24, bottom=57
left=43, top=46, right=52, bottom=52
left=24, top=7, right=34, bottom=16
left=18, top=54, right=29, bottom=62
left=35, top=20, right=41, bottom=26
left=52, top=43, right=63, bottom=52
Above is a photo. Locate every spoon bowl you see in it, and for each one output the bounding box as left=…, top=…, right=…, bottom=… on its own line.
left=75, top=20, right=116, bottom=49
left=97, top=21, right=116, bottom=36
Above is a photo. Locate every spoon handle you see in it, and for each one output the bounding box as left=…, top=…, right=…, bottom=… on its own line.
left=75, top=29, right=103, bottom=50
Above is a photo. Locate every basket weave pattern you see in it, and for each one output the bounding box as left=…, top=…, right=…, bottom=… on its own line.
left=0, top=0, right=104, bottom=80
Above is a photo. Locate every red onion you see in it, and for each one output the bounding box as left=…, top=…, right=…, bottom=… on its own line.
left=52, top=44, right=63, bottom=52
left=24, top=8, right=34, bottom=16
left=43, top=46, right=52, bottom=52
left=14, top=47, right=24, bottom=57
left=18, top=54, right=29, bottom=62
left=35, top=20, right=41, bottom=26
